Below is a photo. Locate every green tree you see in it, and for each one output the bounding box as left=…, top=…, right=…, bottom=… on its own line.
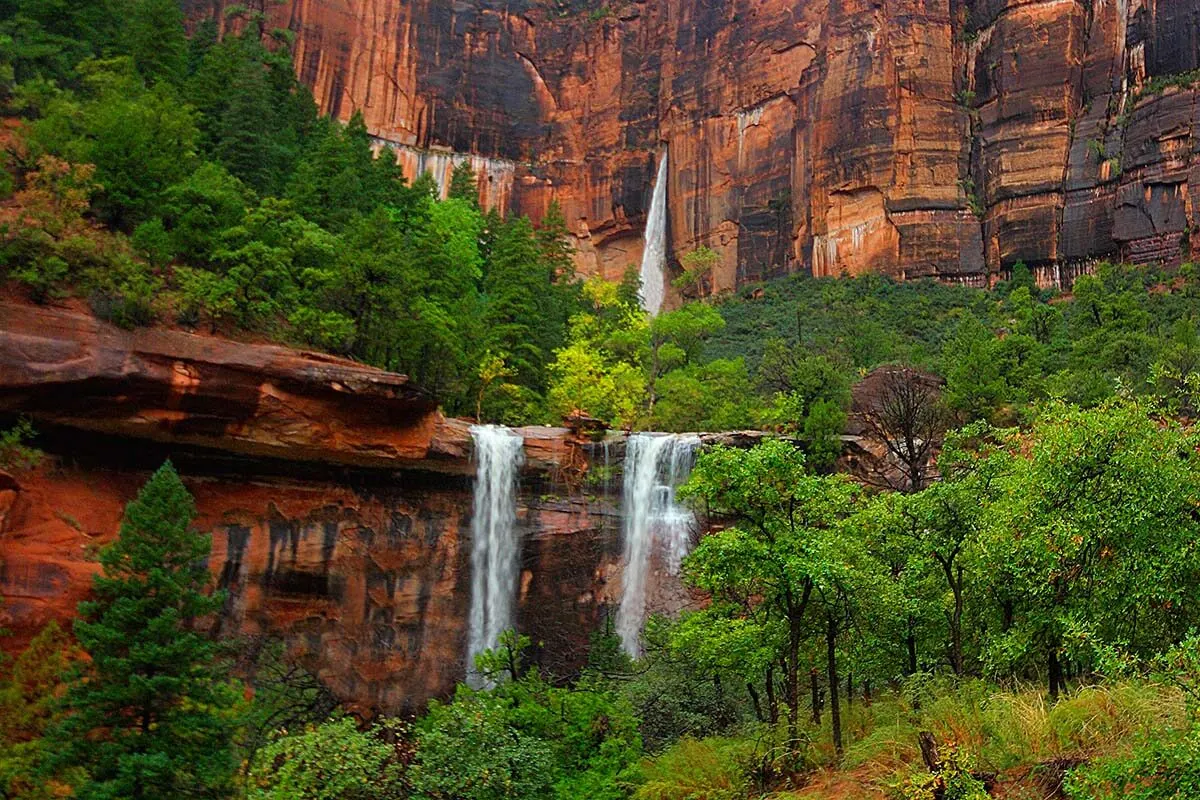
left=483, top=216, right=552, bottom=390
left=646, top=302, right=725, bottom=412
left=44, top=461, right=242, bottom=799
left=678, top=441, right=860, bottom=746
left=980, top=401, right=1200, bottom=697
left=446, top=160, right=477, bottom=206
left=412, top=633, right=641, bottom=800
left=0, top=621, right=76, bottom=799
left=29, top=63, right=200, bottom=229
left=122, top=0, right=186, bottom=86
left=247, top=717, right=406, bottom=800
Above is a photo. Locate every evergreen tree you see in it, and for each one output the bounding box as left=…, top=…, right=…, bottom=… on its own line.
left=45, top=461, right=241, bottom=799
left=483, top=216, right=547, bottom=391
left=123, top=0, right=187, bottom=86
left=447, top=160, right=478, bottom=206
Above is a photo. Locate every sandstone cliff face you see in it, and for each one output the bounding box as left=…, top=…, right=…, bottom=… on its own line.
left=0, top=302, right=642, bottom=712
left=187, top=0, right=1200, bottom=296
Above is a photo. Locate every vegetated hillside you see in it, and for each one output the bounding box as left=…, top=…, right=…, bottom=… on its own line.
left=703, top=263, right=1200, bottom=426
left=0, top=0, right=590, bottom=426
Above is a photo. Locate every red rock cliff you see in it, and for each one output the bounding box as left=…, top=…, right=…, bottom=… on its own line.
left=188, top=0, right=1200, bottom=294
left=0, top=302, right=640, bottom=712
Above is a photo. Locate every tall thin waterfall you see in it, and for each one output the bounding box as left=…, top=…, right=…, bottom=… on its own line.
left=639, top=153, right=669, bottom=316
left=466, top=425, right=525, bottom=685
left=616, top=433, right=700, bottom=657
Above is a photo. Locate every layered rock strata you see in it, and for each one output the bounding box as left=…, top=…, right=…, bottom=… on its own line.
left=0, top=302, right=634, bottom=712
left=188, top=0, right=1200, bottom=295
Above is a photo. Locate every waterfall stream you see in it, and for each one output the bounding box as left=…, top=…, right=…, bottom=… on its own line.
left=616, top=433, right=700, bottom=657
left=639, top=153, right=669, bottom=316
left=466, top=425, right=525, bottom=685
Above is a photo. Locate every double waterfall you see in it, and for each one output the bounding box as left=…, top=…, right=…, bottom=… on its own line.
left=465, top=427, right=700, bottom=676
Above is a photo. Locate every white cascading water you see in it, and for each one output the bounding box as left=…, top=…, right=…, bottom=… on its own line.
left=639, top=152, right=669, bottom=316
left=616, top=433, right=700, bottom=657
left=466, top=425, right=525, bottom=686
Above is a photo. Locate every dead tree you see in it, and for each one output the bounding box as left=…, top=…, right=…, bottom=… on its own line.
left=857, top=366, right=946, bottom=494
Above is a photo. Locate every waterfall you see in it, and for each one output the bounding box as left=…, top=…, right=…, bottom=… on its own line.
left=466, top=425, right=525, bottom=685
left=616, top=433, right=700, bottom=657
left=639, top=153, right=669, bottom=316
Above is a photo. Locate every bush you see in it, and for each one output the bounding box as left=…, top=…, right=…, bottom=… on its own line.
left=247, top=717, right=407, bottom=800
left=634, top=737, right=751, bottom=800
left=0, top=418, right=41, bottom=471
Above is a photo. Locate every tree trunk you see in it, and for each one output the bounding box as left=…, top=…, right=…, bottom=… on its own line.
left=864, top=679, right=872, bottom=707
left=810, top=669, right=821, bottom=725
left=787, top=618, right=802, bottom=743
left=827, top=613, right=843, bottom=755
left=747, top=682, right=764, bottom=723
left=1048, top=645, right=1062, bottom=701
left=765, top=664, right=779, bottom=724
left=950, top=566, right=969, bottom=671
left=906, top=615, right=918, bottom=675
left=847, top=672, right=853, bottom=708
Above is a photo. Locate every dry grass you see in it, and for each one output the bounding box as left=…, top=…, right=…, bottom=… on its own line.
left=634, top=681, right=1190, bottom=800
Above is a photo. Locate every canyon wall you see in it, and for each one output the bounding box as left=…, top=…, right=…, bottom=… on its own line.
left=0, top=302, right=662, bottom=713
left=187, top=0, right=1200, bottom=296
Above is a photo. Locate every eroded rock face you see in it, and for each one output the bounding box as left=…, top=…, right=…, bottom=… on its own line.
left=187, top=0, right=1200, bottom=294
left=0, top=302, right=640, bottom=711
left=0, top=456, right=623, bottom=713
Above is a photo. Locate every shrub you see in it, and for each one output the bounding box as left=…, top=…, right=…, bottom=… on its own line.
left=634, top=736, right=751, bottom=800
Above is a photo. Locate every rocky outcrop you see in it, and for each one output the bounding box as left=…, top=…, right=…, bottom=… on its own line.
left=187, top=0, right=1200, bottom=296
left=0, top=302, right=627, bottom=712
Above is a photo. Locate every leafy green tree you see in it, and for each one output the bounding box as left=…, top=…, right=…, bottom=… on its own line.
left=212, top=197, right=338, bottom=326
left=286, top=114, right=402, bottom=231
left=0, top=0, right=118, bottom=86
left=188, top=31, right=315, bottom=196
left=160, top=162, right=253, bottom=265
left=678, top=441, right=860, bottom=745
left=980, top=401, right=1200, bottom=697
left=548, top=278, right=648, bottom=426
left=647, top=303, right=725, bottom=412
left=247, top=717, right=406, bottom=800
left=44, top=461, right=242, bottom=799
left=648, top=358, right=755, bottom=432
left=28, top=63, right=200, bottom=229
left=483, top=216, right=553, bottom=390
left=413, top=633, right=641, bottom=800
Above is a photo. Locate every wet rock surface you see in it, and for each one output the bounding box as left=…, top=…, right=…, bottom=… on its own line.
left=189, top=0, right=1200, bottom=292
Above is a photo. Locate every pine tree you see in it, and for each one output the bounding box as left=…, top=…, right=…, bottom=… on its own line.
left=447, top=160, right=478, bottom=206
left=123, top=0, right=187, bottom=86
left=45, top=461, right=241, bottom=799
left=483, top=216, right=547, bottom=391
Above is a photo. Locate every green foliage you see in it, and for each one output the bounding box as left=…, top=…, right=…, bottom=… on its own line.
left=678, top=440, right=869, bottom=744
left=979, top=401, right=1200, bottom=690
left=412, top=633, right=642, bottom=800
left=896, top=745, right=989, bottom=800
left=29, top=61, right=200, bottom=229
left=446, top=160, right=478, bottom=205
left=247, top=717, right=407, bottom=800
left=633, top=736, right=750, bottom=800
left=0, top=621, right=75, bottom=800
left=44, top=461, right=243, bottom=798
left=0, top=418, right=41, bottom=471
